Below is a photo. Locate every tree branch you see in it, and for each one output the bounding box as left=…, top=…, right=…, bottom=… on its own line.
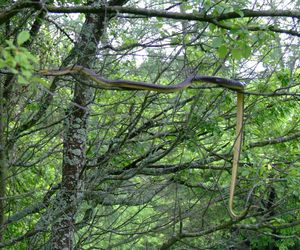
left=249, top=131, right=300, bottom=148
left=44, top=5, right=300, bottom=21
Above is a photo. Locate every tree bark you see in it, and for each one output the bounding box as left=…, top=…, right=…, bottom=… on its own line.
left=50, top=0, right=129, bottom=248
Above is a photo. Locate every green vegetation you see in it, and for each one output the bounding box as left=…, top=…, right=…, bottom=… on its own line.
left=0, top=0, right=300, bottom=249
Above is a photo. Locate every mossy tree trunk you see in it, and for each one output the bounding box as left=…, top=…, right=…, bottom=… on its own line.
left=50, top=0, right=129, bottom=248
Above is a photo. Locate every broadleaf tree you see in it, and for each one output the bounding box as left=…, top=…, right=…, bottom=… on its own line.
left=0, top=0, right=300, bottom=249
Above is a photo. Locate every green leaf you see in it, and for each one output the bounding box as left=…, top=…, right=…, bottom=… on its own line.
left=21, top=69, right=32, bottom=79
left=209, top=24, right=216, bottom=32
left=232, top=48, right=242, bottom=60
left=276, top=71, right=290, bottom=86
left=23, top=49, right=38, bottom=63
left=124, top=38, right=138, bottom=46
left=17, top=74, right=27, bottom=84
left=218, top=45, right=228, bottom=58
left=17, top=31, right=30, bottom=46
left=15, top=52, right=28, bottom=65
left=32, top=77, right=50, bottom=87
left=241, top=44, right=251, bottom=58
left=0, top=59, right=5, bottom=68
left=212, top=37, right=223, bottom=48
left=241, top=169, right=250, bottom=177
left=5, top=40, right=16, bottom=49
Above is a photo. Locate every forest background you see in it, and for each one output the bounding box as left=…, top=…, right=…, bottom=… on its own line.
left=0, top=0, right=300, bottom=249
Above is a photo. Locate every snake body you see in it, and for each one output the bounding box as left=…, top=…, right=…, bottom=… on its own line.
left=40, top=66, right=246, bottom=91
left=40, top=65, right=246, bottom=218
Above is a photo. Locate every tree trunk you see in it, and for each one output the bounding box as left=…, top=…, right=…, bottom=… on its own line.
left=50, top=0, right=129, bottom=248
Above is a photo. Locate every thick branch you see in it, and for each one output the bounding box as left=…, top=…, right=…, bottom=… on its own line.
left=249, top=131, right=300, bottom=148
left=2, top=3, right=299, bottom=24
left=0, top=1, right=41, bottom=25
left=45, top=5, right=300, bottom=20
left=235, top=219, right=300, bottom=230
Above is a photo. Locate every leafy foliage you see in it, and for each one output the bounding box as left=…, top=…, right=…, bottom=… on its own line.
left=0, top=0, right=300, bottom=249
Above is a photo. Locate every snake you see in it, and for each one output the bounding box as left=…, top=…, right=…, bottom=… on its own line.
left=40, top=65, right=247, bottom=218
